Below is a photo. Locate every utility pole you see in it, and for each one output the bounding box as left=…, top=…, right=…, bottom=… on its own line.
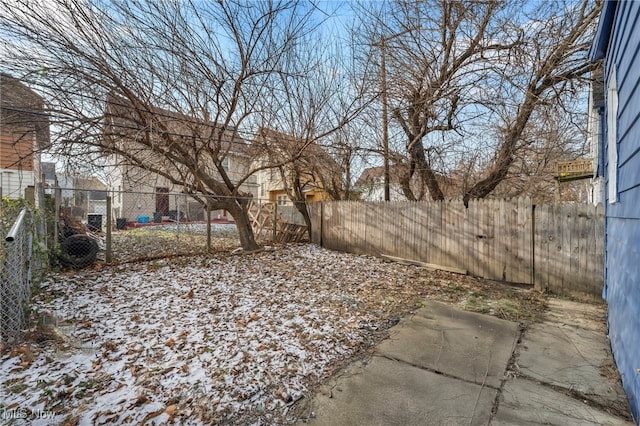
left=380, top=43, right=390, bottom=202
left=374, top=26, right=420, bottom=201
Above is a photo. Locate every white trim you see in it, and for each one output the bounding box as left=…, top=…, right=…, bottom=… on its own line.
left=607, top=66, right=618, bottom=204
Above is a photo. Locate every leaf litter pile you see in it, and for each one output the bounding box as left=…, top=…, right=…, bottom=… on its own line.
left=1, top=244, right=546, bottom=425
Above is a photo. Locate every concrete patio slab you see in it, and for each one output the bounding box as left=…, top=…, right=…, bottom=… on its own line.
left=518, top=321, right=627, bottom=407
left=298, top=355, right=497, bottom=426
left=375, top=300, right=520, bottom=388
left=493, top=377, right=634, bottom=425
left=293, top=298, right=633, bottom=425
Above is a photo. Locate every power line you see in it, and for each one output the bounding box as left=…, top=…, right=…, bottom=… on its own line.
left=1, top=84, right=367, bottom=152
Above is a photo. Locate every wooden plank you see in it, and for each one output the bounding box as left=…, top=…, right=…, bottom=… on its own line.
left=416, top=202, right=427, bottom=263
left=409, top=203, right=418, bottom=260
left=507, top=198, right=517, bottom=281
left=522, top=197, right=534, bottom=284
left=443, top=201, right=452, bottom=268
left=380, top=254, right=467, bottom=275
left=560, top=203, right=571, bottom=293
left=542, top=203, right=556, bottom=292
left=404, top=203, right=412, bottom=260
left=327, top=202, right=337, bottom=250
left=533, top=204, right=545, bottom=291
left=479, top=199, right=488, bottom=280
left=345, top=202, right=353, bottom=253
left=472, top=200, right=479, bottom=277
left=487, top=199, right=499, bottom=281
left=393, top=202, right=401, bottom=259
left=540, top=203, right=554, bottom=292
left=440, top=201, right=449, bottom=268
left=421, top=202, right=431, bottom=264
left=398, top=202, right=408, bottom=259
left=550, top=203, right=564, bottom=293
left=569, top=204, right=581, bottom=292
left=434, top=200, right=441, bottom=266
left=372, top=202, right=380, bottom=254
left=462, top=201, right=472, bottom=277
left=490, top=199, right=500, bottom=281
left=579, top=205, right=591, bottom=292
left=449, top=201, right=462, bottom=273
left=536, top=205, right=555, bottom=291
left=497, top=199, right=507, bottom=281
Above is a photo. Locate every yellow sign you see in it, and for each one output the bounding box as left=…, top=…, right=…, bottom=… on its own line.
left=556, top=159, right=594, bottom=181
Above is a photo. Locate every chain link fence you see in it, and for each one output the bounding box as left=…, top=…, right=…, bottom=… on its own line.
left=0, top=189, right=307, bottom=349
left=53, top=189, right=307, bottom=265
left=0, top=207, right=47, bottom=349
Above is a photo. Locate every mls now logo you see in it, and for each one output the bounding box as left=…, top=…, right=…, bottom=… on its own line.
left=1, top=407, right=55, bottom=420
left=1, top=407, right=28, bottom=420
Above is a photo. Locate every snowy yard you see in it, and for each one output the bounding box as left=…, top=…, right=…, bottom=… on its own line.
left=1, top=244, right=545, bottom=425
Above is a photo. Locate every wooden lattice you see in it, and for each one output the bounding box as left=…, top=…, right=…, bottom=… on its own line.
left=248, top=202, right=308, bottom=244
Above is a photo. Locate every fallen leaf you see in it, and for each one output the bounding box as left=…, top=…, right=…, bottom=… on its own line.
left=165, top=338, right=175, bottom=348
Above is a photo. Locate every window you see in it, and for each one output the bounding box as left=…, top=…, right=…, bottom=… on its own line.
left=277, top=195, right=288, bottom=205
left=89, top=190, right=107, bottom=201
left=607, top=66, right=618, bottom=204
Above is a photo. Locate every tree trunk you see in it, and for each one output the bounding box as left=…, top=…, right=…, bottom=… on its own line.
left=293, top=199, right=312, bottom=239
left=227, top=201, right=259, bottom=251
left=408, top=140, right=445, bottom=201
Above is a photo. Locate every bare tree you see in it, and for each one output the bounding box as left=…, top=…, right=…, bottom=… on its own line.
left=354, top=0, right=600, bottom=204
left=254, top=31, right=375, bottom=234
left=460, top=0, right=601, bottom=205
left=0, top=0, right=321, bottom=250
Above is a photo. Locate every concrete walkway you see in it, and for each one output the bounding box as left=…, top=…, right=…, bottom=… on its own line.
left=294, top=300, right=633, bottom=425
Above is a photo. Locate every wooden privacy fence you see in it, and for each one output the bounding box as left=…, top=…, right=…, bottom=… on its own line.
left=308, top=198, right=604, bottom=298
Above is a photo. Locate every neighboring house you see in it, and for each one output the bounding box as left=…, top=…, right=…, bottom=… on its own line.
left=354, top=165, right=410, bottom=201
left=355, top=164, right=458, bottom=202
left=104, top=94, right=257, bottom=222
left=70, top=175, right=108, bottom=218
left=41, top=161, right=56, bottom=195
left=589, top=1, right=640, bottom=421
left=41, top=161, right=108, bottom=225
left=254, top=128, right=341, bottom=205
left=53, top=174, right=108, bottom=226
left=0, top=74, right=50, bottom=201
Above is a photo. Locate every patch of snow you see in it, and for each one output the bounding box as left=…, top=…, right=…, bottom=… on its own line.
left=1, top=244, right=419, bottom=424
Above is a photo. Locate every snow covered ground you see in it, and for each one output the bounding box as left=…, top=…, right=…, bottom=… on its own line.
left=1, top=244, right=430, bottom=425
left=109, top=223, right=239, bottom=263
left=2, top=243, right=547, bottom=425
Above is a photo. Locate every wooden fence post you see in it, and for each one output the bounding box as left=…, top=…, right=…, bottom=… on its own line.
left=272, top=202, right=278, bottom=243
